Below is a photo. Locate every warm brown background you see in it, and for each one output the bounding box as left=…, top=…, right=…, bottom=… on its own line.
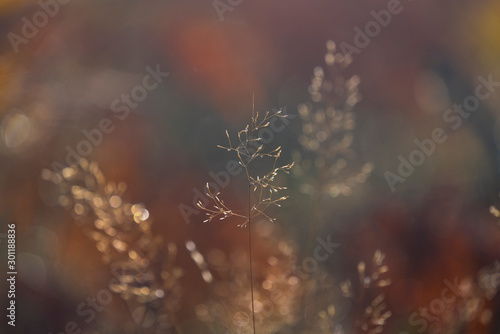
left=1, top=0, right=499, bottom=333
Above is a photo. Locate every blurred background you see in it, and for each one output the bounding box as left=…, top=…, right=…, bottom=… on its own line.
left=1, top=0, right=500, bottom=333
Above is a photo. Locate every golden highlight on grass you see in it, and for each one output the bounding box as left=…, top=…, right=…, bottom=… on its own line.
left=42, top=160, right=185, bottom=332
left=294, top=40, right=373, bottom=199
left=194, top=221, right=303, bottom=334
left=338, top=250, right=392, bottom=334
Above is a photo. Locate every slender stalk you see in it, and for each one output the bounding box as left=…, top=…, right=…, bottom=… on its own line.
left=248, top=93, right=257, bottom=334
left=248, top=178, right=256, bottom=334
